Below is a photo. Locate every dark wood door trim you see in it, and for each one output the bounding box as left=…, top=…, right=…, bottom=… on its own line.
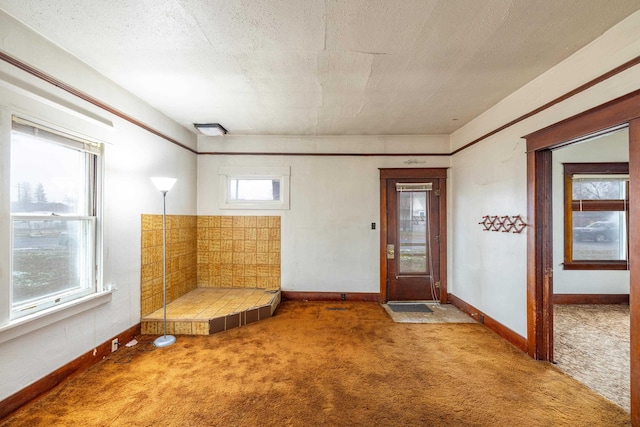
left=629, top=118, right=640, bottom=426
left=380, top=168, right=448, bottom=179
left=526, top=90, right=640, bottom=424
left=526, top=148, right=553, bottom=360
left=525, top=88, right=640, bottom=152
left=379, top=168, right=447, bottom=303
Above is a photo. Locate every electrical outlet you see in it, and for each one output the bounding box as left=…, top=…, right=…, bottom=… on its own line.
left=111, top=338, right=118, bottom=352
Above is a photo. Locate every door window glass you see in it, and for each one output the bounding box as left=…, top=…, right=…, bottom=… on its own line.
left=398, top=191, right=428, bottom=274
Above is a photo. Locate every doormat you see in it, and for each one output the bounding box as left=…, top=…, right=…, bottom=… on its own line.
left=382, top=303, right=477, bottom=324
left=387, top=303, right=433, bottom=313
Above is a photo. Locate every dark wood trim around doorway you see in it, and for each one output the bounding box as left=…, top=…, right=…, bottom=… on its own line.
left=526, top=148, right=554, bottom=361
left=379, top=168, right=448, bottom=303
left=525, top=89, right=640, bottom=425
left=629, top=117, right=640, bottom=426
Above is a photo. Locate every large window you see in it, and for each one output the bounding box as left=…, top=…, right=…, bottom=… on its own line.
left=564, top=162, right=628, bottom=270
left=10, top=117, right=102, bottom=319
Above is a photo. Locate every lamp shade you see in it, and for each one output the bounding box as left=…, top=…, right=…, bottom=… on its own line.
left=150, top=177, right=177, bottom=192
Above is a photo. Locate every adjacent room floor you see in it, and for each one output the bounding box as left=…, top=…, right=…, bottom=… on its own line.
left=554, top=304, right=630, bottom=412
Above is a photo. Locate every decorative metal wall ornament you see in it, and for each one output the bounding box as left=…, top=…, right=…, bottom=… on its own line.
left=404, top=159, right=427, bottom=165
left=479, top=215, right=527, bottom=234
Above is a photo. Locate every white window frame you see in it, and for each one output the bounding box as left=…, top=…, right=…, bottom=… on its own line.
left=9, top=116, right=104, bottom=320
left=219, top=166, right=290, bottom=210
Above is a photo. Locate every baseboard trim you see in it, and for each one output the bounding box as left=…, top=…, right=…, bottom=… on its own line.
left=448, top=294, right=527, bottom=353
left=553, top=294, right=629, bottom=304
left=281, top=291, right=380, bottom=302
left=0, top=323, right=141, bottom=420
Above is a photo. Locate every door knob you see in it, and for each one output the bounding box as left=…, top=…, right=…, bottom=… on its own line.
left=386, top=244, right=395, bottom=259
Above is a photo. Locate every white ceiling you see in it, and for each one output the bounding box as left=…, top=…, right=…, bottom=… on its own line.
left=1, top=0, right=639, bottom=136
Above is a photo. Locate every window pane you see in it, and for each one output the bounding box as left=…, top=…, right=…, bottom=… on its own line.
left=572, top=211, right=626, bottom=261
left=9, top=118, right=99, bottom=318
left=572, top=178, right=626, bottom=200
left=398, top=191, right=428, bottom=274
left=229, top=179, right=280, bottom=201
left=11, top=131, right=88, bottom=215
left=12, top=218, right=93, bottom=307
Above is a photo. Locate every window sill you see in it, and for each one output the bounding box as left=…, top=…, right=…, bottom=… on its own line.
left=0, top=289, right=114, bottom=345
left=220, top=202, right=290, bottom=210
left=563, top=261, right=628, bottom=270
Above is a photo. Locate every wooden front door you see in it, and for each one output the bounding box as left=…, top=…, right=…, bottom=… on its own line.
left=381, top=169, right=447, bottom=302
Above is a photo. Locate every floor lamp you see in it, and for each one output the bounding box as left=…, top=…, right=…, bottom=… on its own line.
left=150, top=177, right=177, bottom=348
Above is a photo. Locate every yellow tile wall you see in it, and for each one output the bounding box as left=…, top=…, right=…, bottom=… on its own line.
left=141, top=215, right=197, bottom=316
left=197, top=216, right=281, bottom=290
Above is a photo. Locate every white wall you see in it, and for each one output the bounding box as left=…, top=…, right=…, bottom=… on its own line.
left=552, top=129, right=630, bottom=294
left=2, top=4, right=640, bottom=403
left=450, top=11, right=640, bottom=337
left=0, top=13, right=197, bottom=400
left=197, top=135, right=450, bottom=293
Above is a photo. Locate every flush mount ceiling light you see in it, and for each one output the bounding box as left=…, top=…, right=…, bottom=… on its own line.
left=194, top=123, right=227, bottom=136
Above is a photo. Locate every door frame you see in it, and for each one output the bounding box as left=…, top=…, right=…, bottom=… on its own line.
left=524, top=89, right=640, bottom=423
left=379, top=168, right=448, bottom=303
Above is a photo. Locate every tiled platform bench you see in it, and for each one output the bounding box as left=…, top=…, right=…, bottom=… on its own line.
left=141, top=288, right=280, bottom=336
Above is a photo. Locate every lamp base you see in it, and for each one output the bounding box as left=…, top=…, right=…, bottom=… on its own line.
left=153, top=334, right=176, bottom=348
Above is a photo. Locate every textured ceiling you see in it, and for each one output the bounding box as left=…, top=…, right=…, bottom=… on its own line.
left=0, top=0, right=639, bottom=136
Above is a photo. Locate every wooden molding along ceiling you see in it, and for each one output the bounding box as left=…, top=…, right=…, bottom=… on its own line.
left=1, top=49, right=640, bottom=157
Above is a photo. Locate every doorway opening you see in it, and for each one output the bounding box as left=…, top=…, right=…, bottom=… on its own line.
left=379, top=168, right=447, bottom=303
left=550, top=127, right=630, bottom=411
left=525, top=89, right=640, bottom=422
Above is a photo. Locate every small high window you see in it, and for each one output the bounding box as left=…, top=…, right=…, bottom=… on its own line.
left=220, top=166, right=290, bottom=210
left=229, top=178, right=281, bottom=202
left=563, top=162, right=628, bottom=270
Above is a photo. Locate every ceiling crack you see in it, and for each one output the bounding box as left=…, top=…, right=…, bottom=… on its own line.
left=173, top=0, right=215, bottom=48
left=323, top=0, right=328, bottom=51
left=354, top=54, right=376, bottom=118
left=351, top=50, right=390, bottom=56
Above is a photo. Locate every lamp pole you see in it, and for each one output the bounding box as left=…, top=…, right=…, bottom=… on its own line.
left=151, top=177, right=177, bottom=348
